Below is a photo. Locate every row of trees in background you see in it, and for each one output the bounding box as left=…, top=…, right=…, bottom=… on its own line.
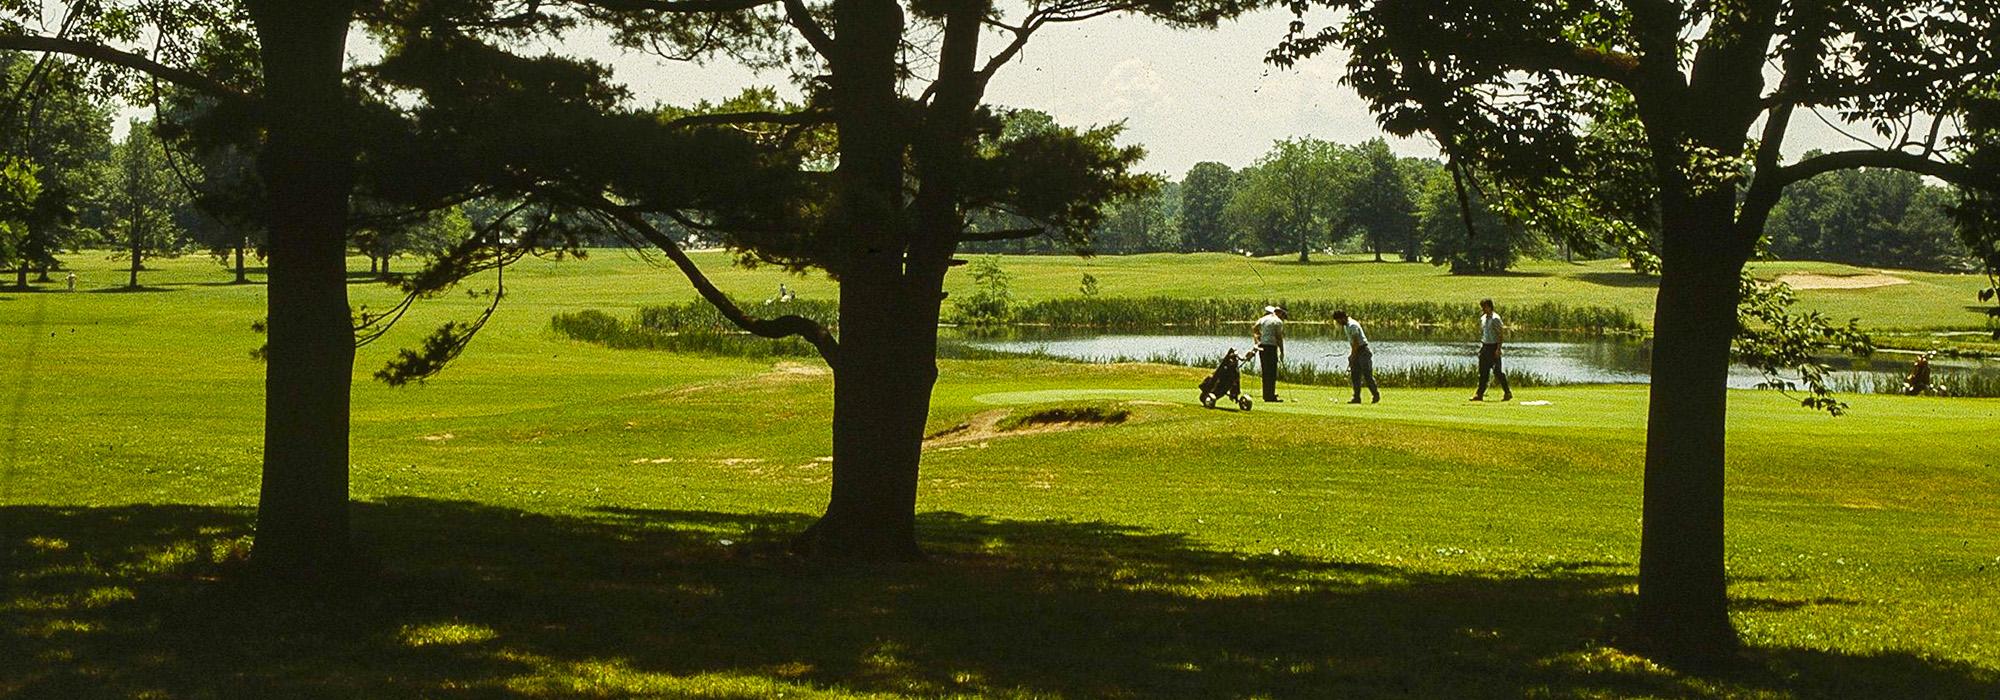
left=3, top=51, right=482, bottom=288
left=979, top=138, right=1979, bottom=275
left=12, top=57, right=1978, bottom=287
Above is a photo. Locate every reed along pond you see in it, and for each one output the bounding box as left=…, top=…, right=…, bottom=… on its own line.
left=955, top=326, right=2000, bottom=390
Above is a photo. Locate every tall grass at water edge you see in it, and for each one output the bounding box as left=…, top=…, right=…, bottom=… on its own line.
left=554, top=305, right=1560, bottom=388
left=1829, top=370, right=2000, bottom=398
left=612, top=296, right=1641, bottom=333
left=997, top=297, right=1642, bottom=333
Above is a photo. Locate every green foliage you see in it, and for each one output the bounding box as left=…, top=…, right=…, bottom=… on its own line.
left=968, top=109, right=1160, bottom=251
left=104, top=119, right=185, bottom=279
left=1956, top=82, right=2000, bottom=338
left=1225, top=137, right=1348, bottom=261
left=1079, top=272, right=1100, bottom=297
left=353, top=203, right=476, bottom=275
left=1343, top=138, right=1419, bottom=261
left=2, top=51, right=117, bottom=278
left=1179, top=161, right=1237, bottom=252
left=1830, top=368, right=2000, bottom=399
left=0, top=156, right=37, bottom=262
left=1416, top=168, right=1535, bottom=274
left=1766, top=164, right=1970, bottom=272
left=1090, top=181, right=1179, bottom=254
left=952, top=257, right=1015, bottom=325
left=552, top=307, right=829, bottom=358
left=1734, top=274, right=1875, bottom=415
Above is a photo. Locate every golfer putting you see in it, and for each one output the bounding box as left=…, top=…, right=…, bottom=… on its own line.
left=1332, top=309, right=1379, bottom=404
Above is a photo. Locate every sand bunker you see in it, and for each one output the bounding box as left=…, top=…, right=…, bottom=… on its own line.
left=1775, top=273, right=1910, bottom=290
left=923, top=407, right=1126, bottom=449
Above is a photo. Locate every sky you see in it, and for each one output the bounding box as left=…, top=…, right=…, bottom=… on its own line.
left=564, top=8, right=1437, bottom=176
left=63, top=3, right=1890, bottom=177
left=552, top=6, right=1880, bottom=177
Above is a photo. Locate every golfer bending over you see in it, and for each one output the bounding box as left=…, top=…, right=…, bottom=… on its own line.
left=1254, top=305, right=1287, bottom=402
left=1471, top=298, right=1512, bottom=402
left=1332, top=309, right=1379, bottom=404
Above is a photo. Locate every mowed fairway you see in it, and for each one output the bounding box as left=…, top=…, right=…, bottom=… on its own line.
left=2, top=252, right=1997, bottom=698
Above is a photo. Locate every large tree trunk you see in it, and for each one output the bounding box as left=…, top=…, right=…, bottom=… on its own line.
left=803, top=279, right=938, bottom=559
left=13, top=265, right=24, bottom=289
left=247, top=0, right=359, bottom=578
left=791, top=0, right=927, bottom=559
left=1635, top=194, right=1746, bottom=657
left=127, top=227, right=141, bottom=288
left=235, top=239, right=247, bottom=283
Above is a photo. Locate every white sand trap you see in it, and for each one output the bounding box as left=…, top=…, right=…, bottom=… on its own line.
left=1776, top=273, right=1909, bottom=290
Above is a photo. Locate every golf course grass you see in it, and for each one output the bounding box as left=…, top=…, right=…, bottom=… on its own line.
left=1, top=252, right=1996, bottom=698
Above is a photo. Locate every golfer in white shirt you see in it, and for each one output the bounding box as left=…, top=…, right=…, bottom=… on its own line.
left=1472, top=298, right=1513, bottom=401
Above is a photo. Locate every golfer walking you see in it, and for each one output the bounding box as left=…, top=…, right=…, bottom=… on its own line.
left=1332, top=309, right=1379, bottom=404
left=1254, top=305, right=1287, bottom=402
left=1471, top=298, right=1512, bottom=401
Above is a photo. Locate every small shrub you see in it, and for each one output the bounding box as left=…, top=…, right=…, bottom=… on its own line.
left=952, top=257, right=1015, bottom=325
left=997, top=403, right=1131, bottom=431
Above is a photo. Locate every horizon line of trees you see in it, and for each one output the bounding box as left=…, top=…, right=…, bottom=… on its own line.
left=972, top=135, right=1980, bottom=276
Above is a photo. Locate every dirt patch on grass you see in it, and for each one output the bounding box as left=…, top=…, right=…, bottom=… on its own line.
left=767, top=361, right=828, bottom=377
left=655, top=361, right=829, bottom=399
left=925, top=405, right=1130, bottom=449
left=1776, top=273, right=1910, bottom=290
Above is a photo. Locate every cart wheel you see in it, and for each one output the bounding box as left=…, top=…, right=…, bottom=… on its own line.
left=1201, top=394, right=1217, bottom=408
left=1239, top=397, right=1253, bottom=411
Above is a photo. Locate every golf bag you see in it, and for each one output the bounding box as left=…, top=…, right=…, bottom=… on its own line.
left=1198, top=348, right=1258, bottom=410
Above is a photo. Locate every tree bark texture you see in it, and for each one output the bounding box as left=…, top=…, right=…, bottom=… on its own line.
left=247, top=0, right=359, bottom=578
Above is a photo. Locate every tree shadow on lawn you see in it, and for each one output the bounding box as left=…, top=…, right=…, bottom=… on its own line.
left=1574, top=272, right=1661, bottom=289
left=4, top=500, right=1994, bottom=698
left=1438, top=270, right=1557, bottom=279
left=82, top=285, right=177, bottom=294
left=155, top=279, right=268, bottom=288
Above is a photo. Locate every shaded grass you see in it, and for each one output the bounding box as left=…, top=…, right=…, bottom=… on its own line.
left=5, top=501, right=1996, bottom=698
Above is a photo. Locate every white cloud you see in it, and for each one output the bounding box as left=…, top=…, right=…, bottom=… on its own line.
left=1095, top=58, right=1172, bottom=124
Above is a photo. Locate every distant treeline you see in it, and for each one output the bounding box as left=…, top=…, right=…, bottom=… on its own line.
left=964, top=136, right=1978, bottom=274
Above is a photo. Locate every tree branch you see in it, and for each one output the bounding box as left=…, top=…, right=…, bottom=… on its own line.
left=1770, top=149, right=2000, bottom=194
left=0, top=34, right=248, bottom=104
left=974, top=16, right=1044, bottom=86
left=666, top=108, right=831, bottom=128
left=1764, top=55, right=2000, bottom=109
left=1504, top=41, right=1641, bottom=86
left=588, top=197, right=842, bottom=363
left=564, top=0, right=778, bottom=13
left=781, top=0, right=834, bottom=60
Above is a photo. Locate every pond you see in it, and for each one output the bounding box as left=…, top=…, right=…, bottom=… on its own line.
left=956, top=326, right=2000, bottom=390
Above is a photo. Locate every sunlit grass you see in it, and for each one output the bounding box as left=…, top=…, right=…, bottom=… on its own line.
left=1, top=252, right=1995, bottom=698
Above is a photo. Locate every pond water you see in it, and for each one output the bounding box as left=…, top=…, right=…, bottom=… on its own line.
left=957, top=327, right=2000, bottom=389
